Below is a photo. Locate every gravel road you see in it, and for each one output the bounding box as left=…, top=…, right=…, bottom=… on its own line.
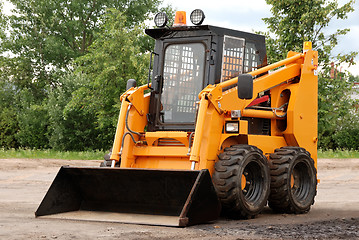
left=0, top=158, right=358, bottom=239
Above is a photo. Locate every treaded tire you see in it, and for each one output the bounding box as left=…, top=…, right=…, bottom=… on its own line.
left=268, top=147, right=317, bottom=214
left=100, top=160, right=120, bottom=167
left=104, top=148, right=112, bottom=161
left=100, top=148, right=120, bottom=167
left=213, top=144, right=270, bottom=219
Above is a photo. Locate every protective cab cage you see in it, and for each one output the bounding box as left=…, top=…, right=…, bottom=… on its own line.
left=146, top=25, right=267, bottom=132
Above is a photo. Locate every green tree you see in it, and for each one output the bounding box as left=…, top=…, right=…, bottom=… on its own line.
left=263, top=0, right=356, bottom=65
left=1, top=0, right=162, bottom=97
left=317, top=69, right=357, bottom=149
left=0, top=2, right=5, bottom=40
left=262, top=0, right=358, bottom=149
left=0, top=80, right=19, bottom=148
left=15, top=89, right=49, bottom=148
left=47, top=71, right=102, bottom=150
left=0, top=3, right=19, bottom=148
left=48, top=10, right=149, bottom=150
left=0, top=0, right=170, bottom=150
left=331, top=75, right=359, bottom=149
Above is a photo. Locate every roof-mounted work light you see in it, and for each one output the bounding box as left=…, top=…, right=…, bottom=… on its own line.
left=190, top=9, right=205, bottom=25
left=154, top=12, right=168, bottom=28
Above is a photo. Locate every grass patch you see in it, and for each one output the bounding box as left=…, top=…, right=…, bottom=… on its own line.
left=0, top=148, right=106, bottom=160
left=1, top=148, right=358, bottom=160
left=318, top=149, right=359, bottom=158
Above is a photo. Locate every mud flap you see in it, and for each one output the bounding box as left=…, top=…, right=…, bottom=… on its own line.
left=35, top=166, right=221, bottom=227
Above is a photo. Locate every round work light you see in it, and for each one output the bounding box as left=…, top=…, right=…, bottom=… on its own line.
left=154, top=12, right=168, bottom=28
left=190, top=9, right=205, bottom=25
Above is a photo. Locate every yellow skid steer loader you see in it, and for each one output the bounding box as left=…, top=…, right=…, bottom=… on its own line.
left=36, top=10, right=318, bottom=227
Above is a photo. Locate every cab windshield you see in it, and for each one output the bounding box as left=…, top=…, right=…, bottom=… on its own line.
left=161, top=43, right=205, bottom=123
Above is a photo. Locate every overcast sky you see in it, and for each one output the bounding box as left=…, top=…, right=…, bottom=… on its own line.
left=2, top=0, right=359, bottom=75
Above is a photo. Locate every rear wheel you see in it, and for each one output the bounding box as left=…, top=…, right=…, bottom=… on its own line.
left=213, top=145, right=270, bottom=219
left=268, top=147, right=317, bottom=213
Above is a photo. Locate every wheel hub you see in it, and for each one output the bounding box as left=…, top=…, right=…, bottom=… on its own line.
left=241, top=174, right=247, bottom=190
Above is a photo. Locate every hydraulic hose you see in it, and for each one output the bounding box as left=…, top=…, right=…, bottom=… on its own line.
left=125, top=103, right=142, bottom=137
left=187, top=132, right=195, bottom=156
left=119, top=103, right=143, bottom=155
left=273, top=102, right=288, bottom=118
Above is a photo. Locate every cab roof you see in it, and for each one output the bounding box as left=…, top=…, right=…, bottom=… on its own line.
left=145, top=25, right=265, bottom=43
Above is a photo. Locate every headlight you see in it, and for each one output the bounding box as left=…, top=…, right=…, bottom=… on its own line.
left=225, top=122, right=239, bottom=133
left=190, top=9, right=205, bottom=25
left=154, top=12, right=168, bottom=28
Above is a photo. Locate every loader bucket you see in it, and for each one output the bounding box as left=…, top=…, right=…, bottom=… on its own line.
left=35, top=166, right=221, bottom=227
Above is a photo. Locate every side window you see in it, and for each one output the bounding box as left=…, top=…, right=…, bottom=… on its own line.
left=221, top=36, right=245, bottom=82
left=244, top=43, right=259, bottom=73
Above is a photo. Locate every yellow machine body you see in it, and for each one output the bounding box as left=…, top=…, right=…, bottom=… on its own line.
left=36, top=21, right=318, bottom=226
left=112, top=49, right=318, bottom=172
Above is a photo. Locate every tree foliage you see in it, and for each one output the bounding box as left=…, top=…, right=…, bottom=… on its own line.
left=317, top=68, right=357, bottom=149
left=16, top=88, right=50, bottom=148
left=0, top=0, right=169, bottom=150
left=0, top=80, right=19, bottom=148
left=262, top=0, right=359, bottom=150
left=1, top=0, right=161, bottom=97
left=47, top=71, right=101, bottom=150
left=263, top=0, right=356, bottom=65
left=47, top=9, right=150, bottom=150
left=0, top=2, right=6, bottom=40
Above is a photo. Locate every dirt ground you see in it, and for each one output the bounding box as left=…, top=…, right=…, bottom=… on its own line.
left=0, top=158, right=358, bottom=239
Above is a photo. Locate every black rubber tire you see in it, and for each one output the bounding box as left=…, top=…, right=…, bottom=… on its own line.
left=100, top=160, right=111, bottom=167
left=268, top=147, right=317, bottom=214
left=100, top=148, right=120, bottom=167
left=213, top=144, right=270, bottom=219
left=100, top=159, right=120, bottom=167
left=104, top=149, right=112, bottom=161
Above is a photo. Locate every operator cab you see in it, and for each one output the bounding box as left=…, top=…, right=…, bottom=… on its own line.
left=145, top=10, right=267, bottom=131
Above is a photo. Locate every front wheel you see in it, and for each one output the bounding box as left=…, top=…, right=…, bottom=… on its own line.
left=99, top=148, right=120, bottom=167
left=213, top=145, right=270, bottom=219
left=268, top=147, right=317, bottom=213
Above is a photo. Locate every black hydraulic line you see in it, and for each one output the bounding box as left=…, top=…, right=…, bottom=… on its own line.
left=119, top=103, right=143, bottom=155
left=187, top=132, right=195, bottom=155
left=119, top=132, right=137, bottom=155
left=125, top=104, right=142, bottom=137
